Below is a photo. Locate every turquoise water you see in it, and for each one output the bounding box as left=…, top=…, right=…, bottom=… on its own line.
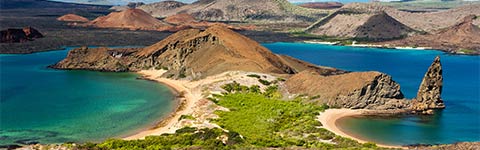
left=0, top=48, right=175, bottom=145
left=264, top=42, right=480, bottom=146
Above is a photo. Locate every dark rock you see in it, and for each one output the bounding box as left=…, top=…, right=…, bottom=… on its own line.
left=127, top=2, right=145, bottom=8
left=411, top=56, right=445, bottom=113
left=14, top=139, right=40, bottom=145
left=0, top=27, right=43, bottom=43
left=299, top=2, right=343, bottom=9
left=0, top=144, right=23, bottom=149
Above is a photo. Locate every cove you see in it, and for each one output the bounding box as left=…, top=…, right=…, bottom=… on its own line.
left=264, top=42, right=480, bottom=146
left=0, top=47, right=175, bottom=145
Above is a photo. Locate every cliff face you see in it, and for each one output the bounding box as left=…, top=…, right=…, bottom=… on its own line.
left=0, top=27, right=43, bottom=43
left=52, top=25, right=343, bottom=79
left=286, top=70, right=408, bottom=109
left=411, top=56, right=445, bottom=113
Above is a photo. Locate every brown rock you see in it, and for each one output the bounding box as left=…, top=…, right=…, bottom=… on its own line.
left=411, top=56, right=445, bottom=113
left=286, top=69, right=408, bottom=109
left=57, top=14, right=89, bottom=22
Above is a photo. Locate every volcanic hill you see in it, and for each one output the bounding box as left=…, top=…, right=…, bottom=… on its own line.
left=137, top=0, right=329, bottom=23
left=52, top=25, right=344, bottom=78
left=57, top=14, right=89, bottom=22
left=87, top=8, right=171, bottom=30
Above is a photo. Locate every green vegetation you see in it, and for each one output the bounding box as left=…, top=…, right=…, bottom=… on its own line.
left=258, top=79, right=272, bottom=86
left=211, top=83, right=378, bottom=148
left=459, top=49, right=476, bottom=54
left=179, top=115, right=195, bottom=121
left=290, top=31, right=355, bottom=45
left=69, top=82, right=381, bottom=149
left=247, top=74, right=261, bottom=78
left=75, top=127, right=246, bottom=149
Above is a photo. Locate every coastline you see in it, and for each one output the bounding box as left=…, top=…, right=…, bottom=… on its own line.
left=123, top=70, right=199, bottom=140
left=317, top=109, right=406, bottom=149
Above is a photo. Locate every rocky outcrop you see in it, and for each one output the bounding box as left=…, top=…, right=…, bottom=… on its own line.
left=410, top=56, right=445, bottom=113
left=0, top=27, right=43, bottom=43
left=286, top=56, right=445, bottom=111
left=57, top=14, right=89, bottom=22
left=306, top=6, right=416, bottom=41
left=286, top=69, right=409, bottom=109
left=51, top=25, right=342, bottom=79
left=299, top=2, right=343, bottom=9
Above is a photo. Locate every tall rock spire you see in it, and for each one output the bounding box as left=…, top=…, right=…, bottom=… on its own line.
left=411, top=56, right=445, bottom=114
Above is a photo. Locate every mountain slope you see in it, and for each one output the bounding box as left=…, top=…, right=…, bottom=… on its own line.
left=381, top=15, right=480, bottom=54
left=52, top=25, right=343, bottom=78
left=87, top=8, right=171, bottom=30
left=306, top=5, right=415, bottom=41
left=137, top=0, right=329, bottom=23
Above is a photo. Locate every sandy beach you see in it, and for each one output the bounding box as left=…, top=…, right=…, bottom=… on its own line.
left=317, top=109, right=406, bottom=149
left=126, top=70, right=406, bottom=148
left=124, top=70, right=201, bottom=140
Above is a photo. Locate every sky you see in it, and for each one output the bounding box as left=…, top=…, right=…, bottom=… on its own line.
left=51, top=0, right=370, bottom=6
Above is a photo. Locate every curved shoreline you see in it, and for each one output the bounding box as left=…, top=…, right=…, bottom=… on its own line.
left=317, top=109, right=406, bottom=149
left=125, top=70, right=406, bottom=148
left=123, top=70, right=199, bottom=140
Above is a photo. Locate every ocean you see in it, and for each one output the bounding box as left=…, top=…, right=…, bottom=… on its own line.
left=264, top=42, right=480, bottom=145
left=0, top=47, right=175, bottom=145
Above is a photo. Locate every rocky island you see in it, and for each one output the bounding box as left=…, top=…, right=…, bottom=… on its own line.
left=48, top=25, right=449, bottom=149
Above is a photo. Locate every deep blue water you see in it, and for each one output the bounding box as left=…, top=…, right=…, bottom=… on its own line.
left=0, top=47, right=175, bottom=145
left=264, top=42, right=480, bottom=145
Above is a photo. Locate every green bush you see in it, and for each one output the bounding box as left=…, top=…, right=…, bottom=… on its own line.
left=247, top=74, right=261, bottom=78
left=258, top=79, right=271, bottom=86
left=179, top=115, right=195, bottom=121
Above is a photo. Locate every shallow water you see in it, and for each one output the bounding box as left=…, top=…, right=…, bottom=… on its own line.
left=0, top=47, right=175, bottom=145
left=264, top=42, right=480, bottom=145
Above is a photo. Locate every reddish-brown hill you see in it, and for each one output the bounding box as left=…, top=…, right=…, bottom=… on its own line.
left=57, top=14, right=89, bottom=22
left=52, top=25, right=343, bottom=78
left=88, top=8, right=171, bottom=30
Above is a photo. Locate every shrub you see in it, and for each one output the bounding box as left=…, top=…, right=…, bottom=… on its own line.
left=258, top=79, right=271, bottom=86
left=247, top=74, right=261, bottom=78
